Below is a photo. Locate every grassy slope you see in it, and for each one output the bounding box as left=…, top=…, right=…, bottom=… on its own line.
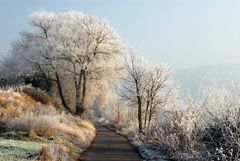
left=0, top=88, right=96, bottom=161
left=0, top=138, right=44, bottom=161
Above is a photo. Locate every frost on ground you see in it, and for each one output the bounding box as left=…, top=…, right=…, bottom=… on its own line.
left=0, top=138, right=44, bottom=161
left=130, top=136, right=168, bottom=161
left=0, top=87, right=96, bottom=161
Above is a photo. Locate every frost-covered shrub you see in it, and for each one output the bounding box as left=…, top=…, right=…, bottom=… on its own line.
left=100, top=77, right=240, bottom=161
left=199, top=118, right=240, bottom=161
left=196, top=86, right=240, bottom=161
left=143, top=106, right=205, bottom=160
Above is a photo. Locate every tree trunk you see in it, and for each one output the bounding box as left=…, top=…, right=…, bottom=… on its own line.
left=148, top=111, right=152, bottom=128
left=137, top=95, right=143, bottom=133
left=80, top=73, right=87, bottom=114
left=55, top=72, right=71, bottom=112
left=147, top=104, right=154, bottom=128
left=75, top=74, right=82, bottom=115
left=135, top=79, right=143, bottom=133
left=144, top=100, right=150, bottom=128
left=76, top=70, right=87, bottom=116
left=75, top=86, right=81, bottom=114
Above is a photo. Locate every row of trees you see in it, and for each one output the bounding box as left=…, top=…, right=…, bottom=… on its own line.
left=1, top=10, right=174, bottom=134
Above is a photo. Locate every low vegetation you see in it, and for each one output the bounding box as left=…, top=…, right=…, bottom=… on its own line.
left=0, top=138, right=44, bottom=161
left=0, top=87, right=96, bottom=161
left=100, top=74, right=240, bottom=160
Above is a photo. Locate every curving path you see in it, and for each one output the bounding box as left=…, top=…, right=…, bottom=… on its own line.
left=80, top=125, right=140, bottom=161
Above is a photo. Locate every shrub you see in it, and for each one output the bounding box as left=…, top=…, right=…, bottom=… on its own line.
left=142, top=108, right=205, bottom=161
left=22, top=86, right=63, bottom=111
left=40, top=144, right=69, bottom=161
left=199, top=117, right=240, bottom=161
left=102, top=85, right=240, bottom=161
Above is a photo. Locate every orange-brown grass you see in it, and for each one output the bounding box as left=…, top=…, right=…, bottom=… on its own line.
left=0, top=88, right=96, bottom=161
left=40, top=144, right=69, bottom=161
left=13, top=93, right=38, bottom=106
left=76, top=119, right=96, bottom=131
left=0, top=89, right=38, bottom=112
left=0, top=92, right=8, bottom=100
left=22, top=87, right=63, bottom=112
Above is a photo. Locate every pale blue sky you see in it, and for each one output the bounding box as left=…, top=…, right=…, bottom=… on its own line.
left=1, top=0, right=240, bottom=69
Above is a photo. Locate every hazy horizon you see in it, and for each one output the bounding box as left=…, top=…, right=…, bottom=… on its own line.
left=1, top=0, right=240, bottom=69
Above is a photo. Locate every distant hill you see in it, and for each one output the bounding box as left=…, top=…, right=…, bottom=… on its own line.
left=174, top=64, right=240, bottom=96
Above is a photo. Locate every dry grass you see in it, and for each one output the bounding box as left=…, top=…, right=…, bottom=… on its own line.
left=22, top=86, right=63, bottom=112
left=40, top=144, right=69, bottom=161
left=0, top=87, right=96, bottom=161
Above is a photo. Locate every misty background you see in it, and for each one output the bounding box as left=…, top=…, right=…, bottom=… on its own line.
left=1, top=0, right=240, bottom=95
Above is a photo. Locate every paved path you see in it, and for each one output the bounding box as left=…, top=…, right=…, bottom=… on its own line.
left=80, top=125, right=141, bottom=161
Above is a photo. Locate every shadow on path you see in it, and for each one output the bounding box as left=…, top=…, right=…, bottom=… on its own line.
left=79, top=124, right=140, bottom=161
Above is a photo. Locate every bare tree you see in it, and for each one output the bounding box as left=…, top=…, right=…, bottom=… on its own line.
left=120, top=51, right=174, bottom=132
left=144, top=65, right=173, bottom=128
left=121, top=53, right=148, bottom=133
left=111, top=97, right=124, bottom=123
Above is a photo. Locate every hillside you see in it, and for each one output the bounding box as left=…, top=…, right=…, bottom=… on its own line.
left=174, top=64, right=240, bottom=96
left=0, top=87, right=96, bottom=161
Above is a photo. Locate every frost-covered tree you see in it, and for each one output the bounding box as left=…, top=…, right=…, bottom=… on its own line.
left=143, top=65, right=173, bottom=127
left=7, top=30, right=72, bottom=112
left=121, top=52, right=174, bottom=132
left=121, top=53, right=148, bottom=132
left=2, top=10, right=124, bottom=115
